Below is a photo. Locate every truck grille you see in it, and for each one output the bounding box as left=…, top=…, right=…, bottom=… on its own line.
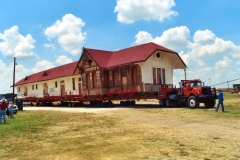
left=202, top=87, right=211, bottom=95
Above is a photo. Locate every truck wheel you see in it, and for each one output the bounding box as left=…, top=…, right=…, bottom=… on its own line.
left=204, top=99, right=216, bottom=108
left=187, top=96, right=199, bottom=109
left=159, top=99, right=166, bottom=107
left=166, top=98, right=174, bottom=107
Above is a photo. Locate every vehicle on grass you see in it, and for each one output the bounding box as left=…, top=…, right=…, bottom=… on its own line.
left=158, top=79, right=218, bottom=109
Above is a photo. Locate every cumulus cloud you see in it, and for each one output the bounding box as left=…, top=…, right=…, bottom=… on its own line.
left=134, top=26, right=190, bottom=51
left=56, top=55, right=73, bottom=65
left=0, top=26, right=39, bottom=59
left=134, top=31, right=153, bottom=44
left=214, top=56, right=233, bottom=69
left=197, top=59, right=206, bottom=67
left=193, top=29, right=216, bottom=45
left=0, top=59, right=30, bottom=93
left=114, top=0, right=178, bottom=24
left=44, top=43, right=56, bottom=50
left=32, top=60, right=55, bottom=73
left=44, top=14, right=86, bottom=55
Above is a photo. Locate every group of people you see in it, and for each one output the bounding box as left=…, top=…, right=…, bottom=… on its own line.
left=0, top=98, right=15, bottom=124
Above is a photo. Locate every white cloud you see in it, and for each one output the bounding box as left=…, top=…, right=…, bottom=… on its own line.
left=114, top=0, right=178, bottom=24
left=44, top=43, right=56, bottom=50
left=214, top=56, right=233, bottom=69
left=153, top=26, right=190, bottom=51
left=191, top=37, right=240, bottom=57
left=134, top=31, right=153, bottom=44
left=134, top=26, right=190, bottom=51
left=0, top=26, right=39, bottom=59
left=197, top=60, right=206, bottom=66
left=56, top=55, right=73, bottom=65
left=44, top=14, right=86, bottom=55
left=0, top=60, right=30, bottom=94
left=193, top=29, right=216, bottom=45
left=32, top=60, right=55, bottom=73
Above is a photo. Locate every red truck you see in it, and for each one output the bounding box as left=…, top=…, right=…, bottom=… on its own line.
left=158, top=79, right=218, bottom=108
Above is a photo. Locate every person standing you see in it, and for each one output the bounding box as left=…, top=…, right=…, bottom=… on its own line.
left=0, top=98, right=8, bottom=124
left=8, top=101, right=15, bottom=119
left=215, top=88, right=225, bottom=112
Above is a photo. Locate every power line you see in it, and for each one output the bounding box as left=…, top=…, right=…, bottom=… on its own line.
left=211, top=78, right=240, bottom=87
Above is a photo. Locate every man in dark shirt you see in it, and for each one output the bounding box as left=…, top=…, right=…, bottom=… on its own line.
left=0, top=98, right=8, bottom=124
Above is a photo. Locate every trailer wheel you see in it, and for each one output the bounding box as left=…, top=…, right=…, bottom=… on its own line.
left=97, top=101, right=104, bottom=107
left=204, top=99, right=216, bottom=108
left=187, top=96, right=199, bottom=109
left=130, top=100, right=136, bottom=106
left=159, top=99, right=166, bottom=107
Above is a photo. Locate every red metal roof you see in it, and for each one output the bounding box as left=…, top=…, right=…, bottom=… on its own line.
left=15, top=62, right=78, bottom=86
left=85, top=42, right=183, bottom=68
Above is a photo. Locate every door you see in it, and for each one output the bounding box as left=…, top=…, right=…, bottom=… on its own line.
left=121, top=69, right=127, bottom=90
left=61, top=84, right=65, bottom=97
left=78, top=83, right=82, bottom=95
left=43, top=83, right=48, bottom=96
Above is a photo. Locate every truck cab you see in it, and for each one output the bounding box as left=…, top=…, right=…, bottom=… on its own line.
left=159, top=79, right=217, bottom=108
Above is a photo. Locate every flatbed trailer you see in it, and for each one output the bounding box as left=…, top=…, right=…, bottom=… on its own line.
left=23, top=89, right=161, bottom=107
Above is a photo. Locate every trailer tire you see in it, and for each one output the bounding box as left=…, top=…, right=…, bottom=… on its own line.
left=204, top=99, right=216, bottom=108
left=187, top=96, right=199, bottom=109
left=130, top=100, right=136, bottom=106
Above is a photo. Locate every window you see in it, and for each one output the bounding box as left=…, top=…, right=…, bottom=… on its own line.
left=92, top=72, right=97, bottom=88
left=55, top=81, right=58, bottom=88
left=132, top=66, right=137, bottom=84
left=86, top=73, right=91, bottom=88
left=190, top=82, right=202, bottom=87
left=153, top=67, right=166, bottom=85
left=32, top=85, right=34, bottom=90
left=72, top=78, right=76, bottom=90
left=113, top=70, right=118, bottom=86
left=157, top=68, right=162, bottom=85
left=152, top=68, right=156, bottom=84
left=36, top=84, right=38, bottom=90
left=162, top=69, right=165, bottom=84
left=18, top=87, right=20, bottom=92
left=103, top=70, right=109, bottom=87
left=122, top=69, right=127, bottom=77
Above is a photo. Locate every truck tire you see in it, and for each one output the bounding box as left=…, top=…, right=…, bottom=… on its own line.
left=204, top=99, right=216, bottom=108
left=187, top=96, right=199, bottom=109
left=159, top=99, right=166, bottom=107
left=166, top=98, right=174, bottom=107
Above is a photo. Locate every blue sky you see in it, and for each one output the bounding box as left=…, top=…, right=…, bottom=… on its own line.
left=0, top=0, right=240, bottom=94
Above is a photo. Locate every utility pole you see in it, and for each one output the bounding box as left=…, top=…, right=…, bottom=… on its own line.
left=208, top=78, right=211, bottom=86
left=12, top=57, right=16, bottom=102
left=184, top=68, right=187, bottom=80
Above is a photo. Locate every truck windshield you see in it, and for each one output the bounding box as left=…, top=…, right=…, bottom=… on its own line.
left=190, top=82, right=202, bottom=87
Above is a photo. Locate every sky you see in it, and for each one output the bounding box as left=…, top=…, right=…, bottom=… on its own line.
left=0, top=0, right=240, bottom=94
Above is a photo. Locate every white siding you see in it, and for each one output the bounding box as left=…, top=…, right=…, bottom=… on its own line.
left=16, top=75, right=81, bottom=98
left=141, top=51, right=173, bottom=85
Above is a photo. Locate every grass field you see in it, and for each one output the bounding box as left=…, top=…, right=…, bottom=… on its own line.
left=1, top=92, right=240, bottom=160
